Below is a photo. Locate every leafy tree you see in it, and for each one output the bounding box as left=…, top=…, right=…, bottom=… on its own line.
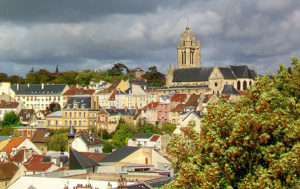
left=0, top=73, right=8, bottom=82
left=75, top=70, right=97, bottom=86
left=2, top=112, right=20, bottom=127
left=142, top=66, right=165, bottom=87
left=7, top=75, right=25, bottom=84
left=108, top=63, right=130, bottom=76
left=161, top=123, right=176, bottom=134
left=48, top=102, right=61, bottom=112
left=164, top=57, right=300, bottom=188
left=98, top=128, right=111, bottom=140
left=0, top=127, right=14, bottom=136
left=61, top=71, right=78, bottom=85
left=103, top=141, right=113, bottom=153
left=45, top=133, right=67, bottom=151
left=112, top=122, right=135, bottom=148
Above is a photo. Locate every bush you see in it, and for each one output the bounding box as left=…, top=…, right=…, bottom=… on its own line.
left=103, top=142, right=113, bottom=153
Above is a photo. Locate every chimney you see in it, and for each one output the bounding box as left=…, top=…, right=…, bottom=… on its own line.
left=17, top=84, right=19, bottom=91
left=41, top=83, right=44, bottom=90
left=27, top=83, right=30, bottom=88
left=107, top=182, right=112, bottom=189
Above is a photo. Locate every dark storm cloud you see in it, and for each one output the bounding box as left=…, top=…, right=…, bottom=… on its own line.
left=0, top=0, right=299, bottom=76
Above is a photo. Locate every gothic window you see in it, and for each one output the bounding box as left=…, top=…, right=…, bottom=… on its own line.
left=249, top=81, right=252, bottom=86
left=237, top=81, right=241, bottom=90
left=243, top=81, right=247, bottom=90
left=182, top=52, right=184, bottom=65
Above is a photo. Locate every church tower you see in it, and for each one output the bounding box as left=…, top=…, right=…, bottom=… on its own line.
left=177, top=27, right=201, bottom=68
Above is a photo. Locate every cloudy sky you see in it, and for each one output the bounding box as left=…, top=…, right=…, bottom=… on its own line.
left=0, top=0, right=299, bottom=76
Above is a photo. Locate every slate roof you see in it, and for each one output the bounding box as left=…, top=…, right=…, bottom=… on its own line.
left=172, top=67, right=214, bottom=82
left=229, top=65, right=253, bottom=79
left=47, top=111, right=62, bottom=117
left=69, top=147, right=98, bottom=169
left=11, top=84, right=66, bottom=95
left=64, top=96, right=91, bottom=109
left=222, top=85, right=239, bottom=95
left=105, top=108, right=136, bottom=116
left=0, top=136, right=10, bottom=142
left=133, top=133, right=153, bottom=139
left=31, top=129, right=48, bottom=143
left=218, top=67, right=236, bottom=79
left=145, top=177, right=174, bottom=188
left=0, top=101, right=19, bottom=109
left=77, top=131, right=104, bottom=145
left=0, top=162, right=18, bottom=180
left=100, top=146, right=140, bottom=163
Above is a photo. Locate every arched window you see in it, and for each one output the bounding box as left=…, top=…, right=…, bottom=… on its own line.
left=243, top=81, right=247, bottom=90
left=249, top=81, right=252, bottom=86
left=237, top=81, right=241, bottom=90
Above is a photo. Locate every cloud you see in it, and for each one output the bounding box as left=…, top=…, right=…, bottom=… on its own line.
left=0, top=0, right=299, bottom=76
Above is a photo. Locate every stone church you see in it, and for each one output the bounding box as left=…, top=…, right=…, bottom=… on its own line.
left=161, top=27, right=257, bottom=96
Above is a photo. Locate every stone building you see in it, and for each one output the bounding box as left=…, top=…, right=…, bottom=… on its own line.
left=164, top=27, right=258, bottom=95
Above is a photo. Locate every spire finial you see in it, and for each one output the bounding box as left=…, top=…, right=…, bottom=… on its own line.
left=187, top=16, right=189, bottom=28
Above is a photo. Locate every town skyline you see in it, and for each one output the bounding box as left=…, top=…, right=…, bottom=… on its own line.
left=0, top=0, right=299, bottom=76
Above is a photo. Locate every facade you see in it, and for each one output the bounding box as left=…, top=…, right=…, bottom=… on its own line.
left=70, top=131, right=104, bottom=153
left=124, top=84, right=153, bottom=109
left=165, top=27, right=257, bottom=95
left=127, top=133, right=170, bottom=150
left=11, top=84, right=68, bottom=111
left=0, top=101, right=23, bottom=121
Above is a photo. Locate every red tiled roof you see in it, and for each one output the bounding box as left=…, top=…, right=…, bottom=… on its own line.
left=133, top=109, right=142, bottom=120
left=80, top=152, right=108, bottom=162
left=27, top=154, right=45, bottom=163
left=11, top=149, right=25, bottom=162
left=1, top=137, right=26, bottom=154
left=0, top=101, right=19, bottom=109
left=62, top=86, right=95, bottom=96
left=143, top=102, right=159, bottom=110
left=171, top=104, right=185, bottom=112
left=31, top=129, right=48, bottom=143
left=0, top=162, right=18, bottom=180
left=237, top=90, right=247, bottom=95
left=202, top=94, right=213, bottom=103
left=38, top=110, right=52, bottom=117
left=108, top=90, right=116, bottom=101
left=170, top=94, right=186, bottom=102
left=185, top=94, right=200, bottom=107
left=150, top=135, right=160, bottom=142
left=24, top=162, right=54, bottom=172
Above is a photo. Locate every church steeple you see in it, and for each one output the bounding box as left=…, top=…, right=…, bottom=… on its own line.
left=30, top=66, right=34, bottom=74
left=177, top=27, right=201, bottom=69
left=55, top=65, right=59, bottom=73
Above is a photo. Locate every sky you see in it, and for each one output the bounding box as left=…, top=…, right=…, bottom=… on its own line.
left=0, top=0, right=299, bottom=77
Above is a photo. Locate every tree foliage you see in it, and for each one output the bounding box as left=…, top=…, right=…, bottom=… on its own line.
left=1, top=112, right=20, bottom=127
left=103, top=141, right=113, bottom=153
left=112, top=122, right=135, bottom=148
left=45, top=133, right=67, bottom=152
left=142, top=66, right=165, bottom=87
left=164, top=57, right=300, bottom=188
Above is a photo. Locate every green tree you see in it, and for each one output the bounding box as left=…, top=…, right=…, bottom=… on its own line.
left=2, top=112, right=20, bottom=127
left=161, top=123, right=176, bottom=134
left=108, top=63, right=130, bottom=76
left=75, top=70, right=97, bottom=86
left=45, top=134, right=67, bottom=151
left=0, top=127, right=14, bottom=136
left=142, top=66, right=165, bottom=87
left=164, top=57, right=300, bottom=188
left=0, top=73, right=8, bottom=82
left=61, top=71, right=78, bottom=85
left=7, top=75, right=25, bottom=84
left=103, top=142, right=113, bottom=153
left=112, top=122, right=135, bottom=148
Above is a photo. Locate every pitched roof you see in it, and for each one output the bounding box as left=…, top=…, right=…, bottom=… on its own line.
left=185, top=94, right=200, bottom=107
left=170, top=94, right=186, bottom=102
left=171, top=104, right=185, bottom=112
left=108, top=90, right=116, bottom=101
left=79, top=152, right=108, bottom=162
left=62, top=86, right=95, bottom=96
left=0, top=162, right=18, bottom=180
left=77, top=131, right=104, bottom=145
left=100, top=146, right=140, bottom=163
left=10, top=149, right=25, bottom=162
left=27, top=154, right=45, bottom=163
left=31, top=129, right=48, bottom=143
left=24, top=162, right=54, bottom=172
left=37, top=110, right=52, bottom=117
left=202, top=94, right=213, bottom=103
left=64, top=96, right=92, bottom=109
left=222, top=85, right=239, bottom=95
left=46, top=111, right=62, bottom=117
left=143, top=102, right=159, bottom=110
left=11, top=84, right=66, bottom=95
left=229, top=65, right=253, bottom=78
left=133, top=133, right=153, bottom=139
left=1, top=137, right=26, bottom=154
left=172, top=67, right=214, bottom=82
left=150, top=135, right=160, bottom=142
left=0, top=136, right=10, bottom=142
left=69, top=147, right=98, bottom=169
left=145, top=177, right=174, bottom=188
left=218, top=67, right=236, bottom=79
left=18, top=109, right=35, bottom=121
left=0, top=101, right=19, bottom=109
left=105, top=108, right=136, bottom=116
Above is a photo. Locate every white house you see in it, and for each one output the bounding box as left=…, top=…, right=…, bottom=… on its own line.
left=70, top=131, right=104, bottom=153
left=127, top=133, right=170, bottom=150
left=174, top=111, right=202, bottom=135
left=0, top=101, right=23, bottom=121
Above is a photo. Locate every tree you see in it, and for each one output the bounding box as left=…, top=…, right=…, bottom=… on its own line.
left=1, top=112, right=20, bottom=127
left=45, top=134, right=67, bottom=151
left=0, top=73, right=8, bottom=82
left=48, top=102, right=61, bottom=112
left=103, top=142, right=113, bottom=153
left=7, top=75, right=25, bottom=84
left=75, top=70, right=97, bottom=86
left=112, top=122, right=135, bottom=148
left=164, top=57, right=300, bottom=188
left=142, top=66, right=166, bottom=87
left=0, top=127, right=14, bottom=136
left=108, top=63, right=130, bottom=76
left=61, top=71, right=78, bottom=85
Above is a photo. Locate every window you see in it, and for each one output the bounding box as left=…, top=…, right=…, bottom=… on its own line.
left=65, top=113, right=67, bottom=118
left=237, top=81, right=241, bottom=90
left=74, top=112, right=76, bottom=118
left=90, top=113, right=92, bottom=117
left=59, top=121, right=62, bottom=126
left=48, top=120, right=50, bottom=126
left=69, top=121, right=72, bottom=126
left=55, top=121, right=58, bottom=126
left=83, top=112, right=86, bottom=118
left=69, top=112, right=72, bottom=118
left=28, top=131, right=31, bottom=136
left=74, top=121, right=77, bottom=126
left=19, top=131, right=22, bottom=136
left=51, top=121, right=54, bottom=125
left=83, top=121, right=86, bottom=126
left=79, top=121, right=81, bottom=126
left=243, top=81, right=247, bottom=90
left=94, top=113, right=97, bottom=117
left=215, top=82, right=218, bottom=87
left=65, top=121, right=67, bottom=126
left=79, top=112, right=81, bottom=118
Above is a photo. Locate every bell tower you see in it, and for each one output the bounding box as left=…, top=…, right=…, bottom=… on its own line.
left=177, top=27, right=201, bottom=69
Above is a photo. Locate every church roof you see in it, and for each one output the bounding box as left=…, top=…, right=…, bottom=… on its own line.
left=218, top=67, right=236, bottom=79
left=172, top=67, right=214, bottom=82
left=222, top=85, right=239, bottom=95
left=229, top=65, right=254, bottom=79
